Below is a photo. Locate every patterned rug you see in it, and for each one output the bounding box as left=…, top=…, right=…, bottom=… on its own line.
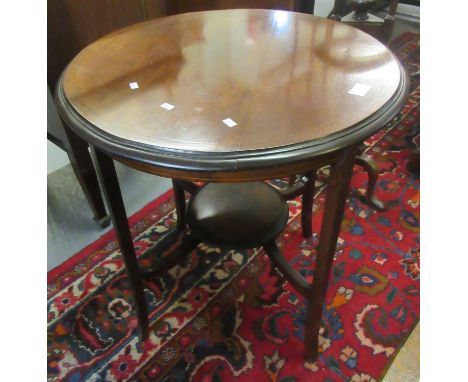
left=47, top=32, right=420, bottom=382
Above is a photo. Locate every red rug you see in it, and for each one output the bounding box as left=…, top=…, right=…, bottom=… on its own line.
left=47, top=32, right=420, bottom=382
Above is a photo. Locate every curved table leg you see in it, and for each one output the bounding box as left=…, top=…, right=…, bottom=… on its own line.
left=355, top=153, right=386, bottom=211
left=91, top=146, right=149, bottom=339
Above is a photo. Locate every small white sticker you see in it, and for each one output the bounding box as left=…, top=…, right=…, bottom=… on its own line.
left=348, top=83, right=371, bottom=96
left=222, top=118, right=237, bottom=127
left=160, top=103, right=175, bottom=110
left=129, top=82, right=139, bottom=90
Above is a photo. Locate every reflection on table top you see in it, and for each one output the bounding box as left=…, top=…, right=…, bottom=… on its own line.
left=63, top=9, right=401, bottom=154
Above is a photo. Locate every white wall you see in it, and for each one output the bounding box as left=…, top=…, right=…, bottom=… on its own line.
left=47, top=141, right=69, bottom=174
left=314, top=0, right=334, bottom=17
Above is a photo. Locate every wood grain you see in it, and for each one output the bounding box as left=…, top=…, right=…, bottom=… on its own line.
left=63, top=9, right=401, bottom=153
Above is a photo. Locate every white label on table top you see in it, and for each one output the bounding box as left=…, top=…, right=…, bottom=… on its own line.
left=348, top=83, right=371, bottom=97
left=222, top=118, right=237, bottom=127
left=129, top=82, right=139, bottom=90
left=246, top=37, right=257, bottom=46
left=160, top=103, right=175, bottom=110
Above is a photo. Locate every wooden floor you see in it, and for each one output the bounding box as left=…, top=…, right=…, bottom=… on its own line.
left=383, top=323, right=420, bottom=382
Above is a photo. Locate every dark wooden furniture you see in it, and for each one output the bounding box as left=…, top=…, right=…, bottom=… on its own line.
left=329, top=0, right=400, bottom=44
left=48, top=0, right=170, bottom=90
left=311, top=0, right=402, bottom=212
left=48, top=0, right=172, bottom=228
left=166, top=0, right=312, bottom=14
left=55, top=9, right=408, bottom=361
left=278, top=1, right=402, bottom=215
left=48, top=88, right=110, bottom=228
left=47, top=0, right=314, bottom=227
left=47, top=0, right=311, bottom=90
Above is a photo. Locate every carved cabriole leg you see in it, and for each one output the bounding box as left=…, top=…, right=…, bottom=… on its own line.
left=90, top=146, right=149, bottom=340
left=301, top=171, right=317, bottom=238
left=355, top=153, right=386, bottom=211
left=305, top=146, right=359, bottom=361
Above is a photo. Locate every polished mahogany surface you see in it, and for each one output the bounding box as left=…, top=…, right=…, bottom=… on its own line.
left=62, top=9, right=403, bottom=154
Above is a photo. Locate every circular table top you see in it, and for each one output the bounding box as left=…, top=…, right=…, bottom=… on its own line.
left=57, top=9, right=408, bottom=179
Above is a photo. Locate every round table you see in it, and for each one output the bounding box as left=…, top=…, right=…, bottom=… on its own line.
left=55, top=9, right=408, bottom=361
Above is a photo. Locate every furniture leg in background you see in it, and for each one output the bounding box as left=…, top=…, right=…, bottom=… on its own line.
left=48, top=86, right=110, bottom=228
left=48, top=126, right=110, bottom=228
left=355, top=152, right=386, bottom=211
left=63, top=125, right=110, bottom=227
left=283, top=150, right=385, bottom=240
